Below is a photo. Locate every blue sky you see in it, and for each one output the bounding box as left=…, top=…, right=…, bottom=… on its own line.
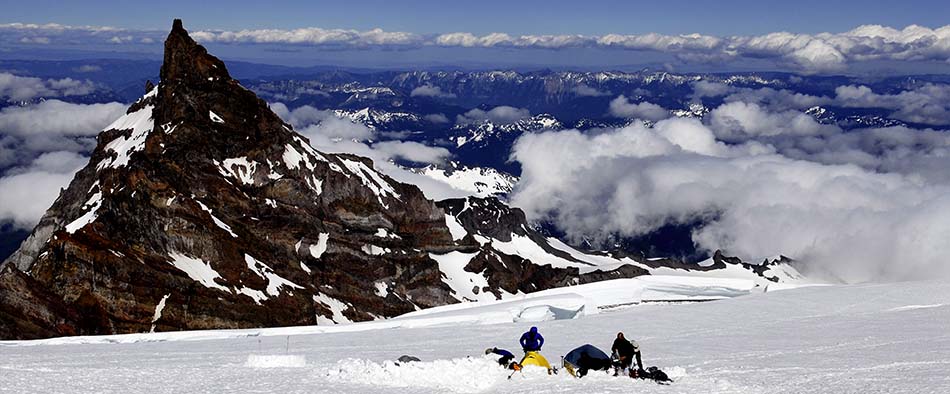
left=3, top=0, right=949, bottom=36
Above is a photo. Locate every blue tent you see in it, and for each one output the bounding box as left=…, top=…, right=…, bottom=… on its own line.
left=562, top=344, right=612, bottom=377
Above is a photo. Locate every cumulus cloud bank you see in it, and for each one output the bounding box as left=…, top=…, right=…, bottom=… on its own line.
left=511, top=104, right=950, bottom=282
left=6, top=22, right=950, bottom=72
left=201, top=24, right=950, bottom=73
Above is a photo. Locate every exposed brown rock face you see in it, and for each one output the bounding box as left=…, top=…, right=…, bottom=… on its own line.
left=0, top=20, right=651, bottom=340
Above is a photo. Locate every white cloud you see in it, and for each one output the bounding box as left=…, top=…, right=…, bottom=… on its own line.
left=372, top=141, right=450, bottom=164
left=722, top=87, right=832, bottom=111
left=510, top=117, right=950, bottom=282
left=18, top=36, right=49, bottom=44
left=298, top=116, right=375, bottom=141
left=0, top=151, right=86, bottom=229
left=0, top=73, right=99, bottom=101
left=0, top=100, right=126, bottom=167
left=690, top=81, right=735, bottom=101
left=5, top=22, right=950, bottom=72
left=275, top=104, right=447, bottom=164
left=708, top=101, right=838, bottom=142
left=833, top=84, right=950, bottom=125
left=608, top=95, right=669, bottom=121
left=777, top=125, right=950, bottom=184
left=0, top=100, right=126, bottom=137
left=191, top=27, right=422, bottom=47
left=456, top=106, right=531, bottom=125
left=572, top=84, right=610, bottom=97
left=695, top=82, right=950, bottom=126
left=0, top=22, right=157, bottom=48
left=269, top=103, right=376, bottom=140
left=424, top=113, right=450, bottom=124
left=107, top=35, right=133, bottom=44
left=410, top=84, right=456, bottom=98
left=73, top=65, right=102, bottom=73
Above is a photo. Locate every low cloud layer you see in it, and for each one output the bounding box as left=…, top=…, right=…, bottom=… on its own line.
left=608, top=95, right=669, bottom=121
left=572, top=85, right=610, bottom=97
left=0, top=151, right=87, bottom=229
left=692, top=81, right=950, bottom=126
left=0, top=73, right=99, bottom=101
left=511, top=101, right=950, bottom=282
left=0, top=99, right=124, bottom=229
left=0, top=100, right=126, bottom=168
left=409, top=84, right=456, bottom=99
left=456, top=106, right=531, bottom=125
left=4, top=22, right=950, bottom=73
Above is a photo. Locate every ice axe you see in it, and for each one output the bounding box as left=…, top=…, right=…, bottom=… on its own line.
left=506, top=362, right=523, bottom=380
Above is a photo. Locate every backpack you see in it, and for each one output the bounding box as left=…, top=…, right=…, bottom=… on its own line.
left=636, top=366, right=672, bottom=384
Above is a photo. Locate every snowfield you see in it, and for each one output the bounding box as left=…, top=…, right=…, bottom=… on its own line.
left=2, top=280, right=949, bottom=393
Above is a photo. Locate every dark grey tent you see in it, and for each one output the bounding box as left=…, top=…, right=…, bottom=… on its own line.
left=562, top=344, right=612, bottom=377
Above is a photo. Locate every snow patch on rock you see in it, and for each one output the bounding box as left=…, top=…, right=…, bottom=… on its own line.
left=244, top=254, right=303, bottom=297
left=195, top=200, right=237, bottom=238
left=340, top=158, right=400, bottom=205
left=167, top=252, right=229, bottom=292
left=149, top=294, right=171, bottom=333
left=64, top=191, right=103, bottom=234
left=97, top=96, right=155, bottom=170
left=216, top=157, right=257, bottom=185
left=374, top=282, right=389, bottom=298
left=429, top=251, right=498, bottom=302
left=444, top=215, right=467, bottom=241
left=309, top=233, right=329, bottom=258
left=362, top=244, right=389, bottom=256
left=314, top=294, right=353, bottom=325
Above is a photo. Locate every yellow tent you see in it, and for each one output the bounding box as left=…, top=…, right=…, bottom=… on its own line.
left=520, top=351, right=553, bottom=372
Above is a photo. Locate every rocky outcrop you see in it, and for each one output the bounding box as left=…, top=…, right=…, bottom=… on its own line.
left=0, top=20, right=651, bottom=340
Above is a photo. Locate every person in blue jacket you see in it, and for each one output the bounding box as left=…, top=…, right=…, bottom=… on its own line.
left=485, top=347, right=516, bottom=366
left=520, top=326, right=544, bottom=352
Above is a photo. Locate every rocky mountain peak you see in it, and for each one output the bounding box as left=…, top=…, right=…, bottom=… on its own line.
left=152, top=20, right=282, bottom=146
left=161, top=19, right=230, bottom=86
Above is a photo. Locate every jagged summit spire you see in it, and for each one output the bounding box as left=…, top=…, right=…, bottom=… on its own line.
left=160, top=19, right=230, bottom=85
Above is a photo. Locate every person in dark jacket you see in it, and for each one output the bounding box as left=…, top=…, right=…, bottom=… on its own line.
left=611, top=332, right=643, bottom=376
left=520, top=326, right=544, bottom=352
left=485, top=347, right=516, bottom=367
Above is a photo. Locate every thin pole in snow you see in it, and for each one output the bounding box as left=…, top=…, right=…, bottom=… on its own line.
left=286, top=336, right=290, bottom=353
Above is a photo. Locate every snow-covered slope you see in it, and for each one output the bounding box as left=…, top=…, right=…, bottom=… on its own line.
left=2, top=280, right=947, bottom=393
